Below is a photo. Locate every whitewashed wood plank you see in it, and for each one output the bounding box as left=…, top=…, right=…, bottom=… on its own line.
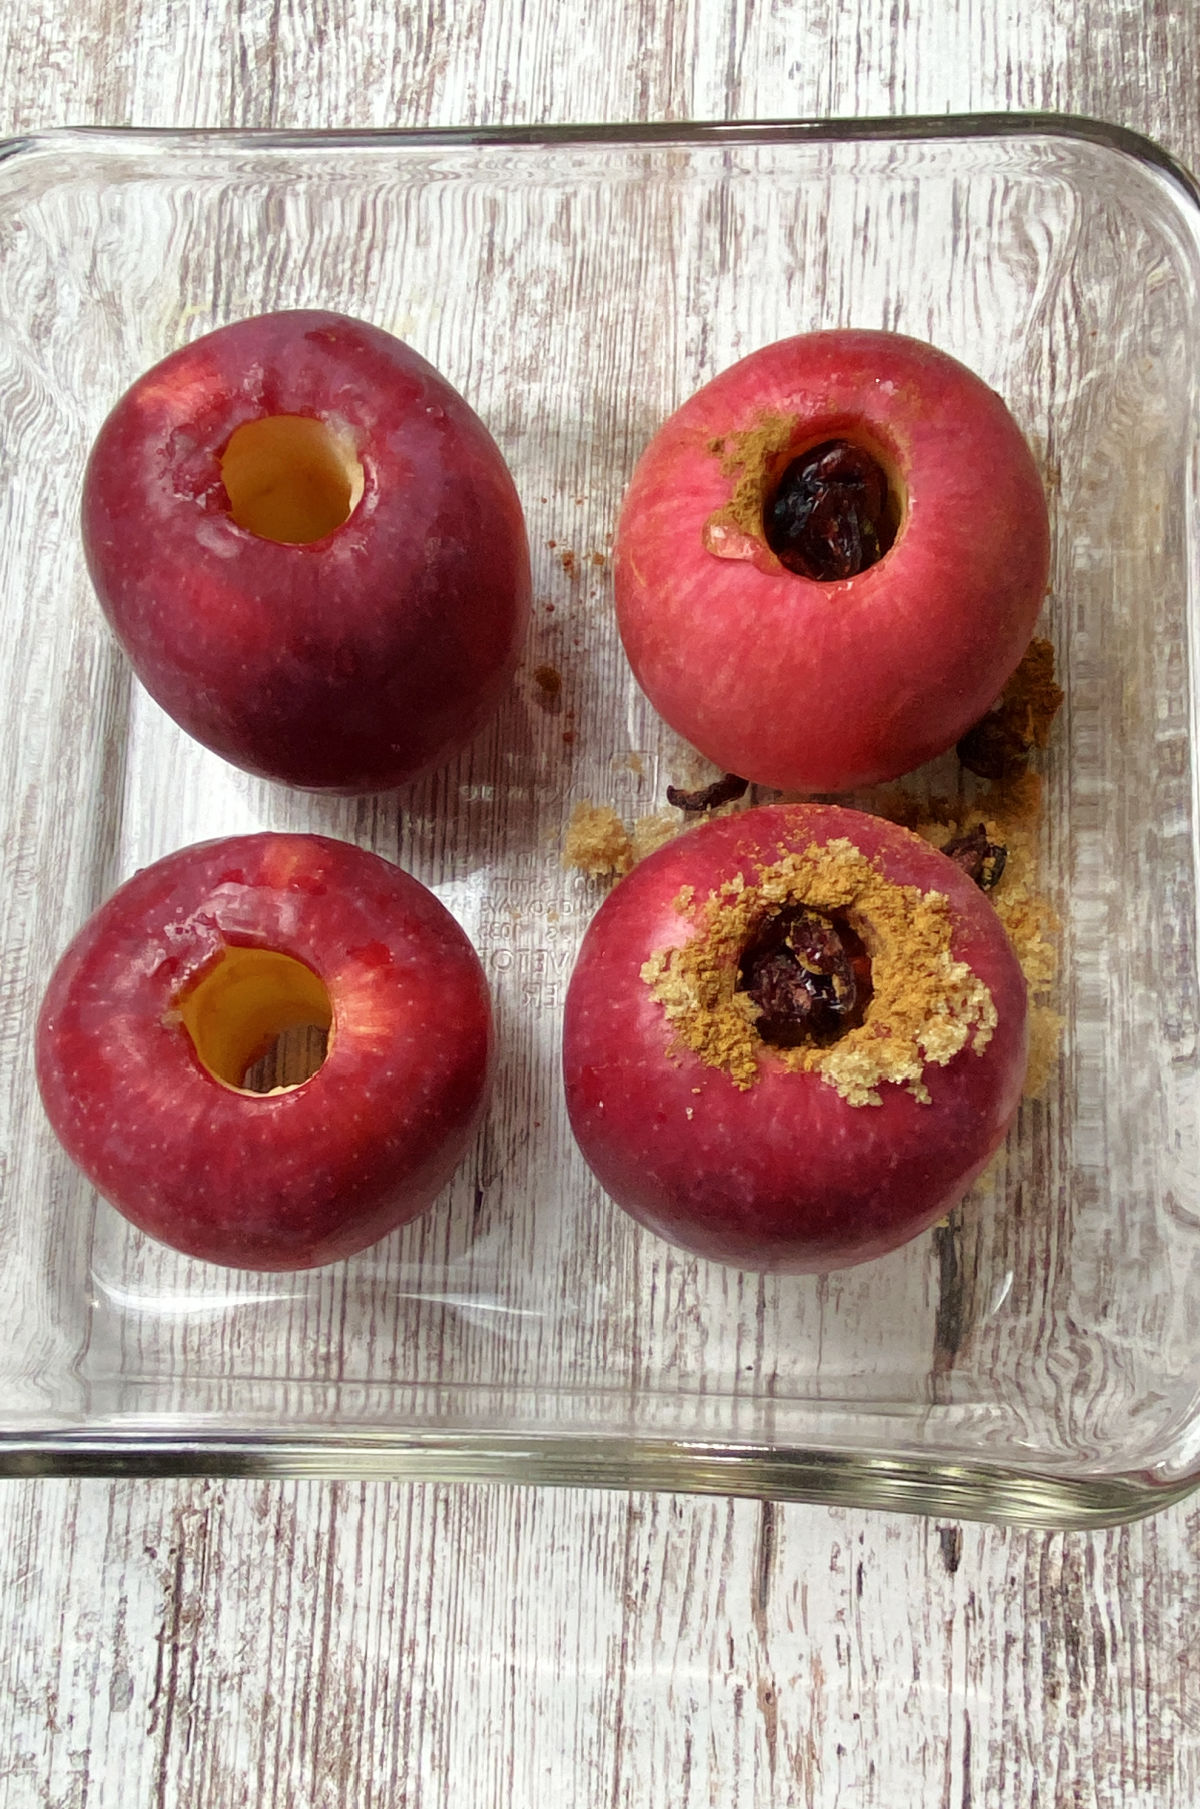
left=2, top=1481, right=1200, bottom=1805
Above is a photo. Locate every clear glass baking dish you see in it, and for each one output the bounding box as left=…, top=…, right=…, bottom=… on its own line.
left=2, top=117, right=1199, bottom=1528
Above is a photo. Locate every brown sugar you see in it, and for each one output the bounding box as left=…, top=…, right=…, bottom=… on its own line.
left=630, top=811, right=681, bottom=862
left=562, top=802, right=633, bottom=878
left=996, top=639, right=1064, bottom=753
left=958, top=638, right=1064, bottom=779
left=564, top=769, right=1061, bottom=1097
left=700, top=413, right=796, bottom=545
left=641, top=837, right=997, bottom=1107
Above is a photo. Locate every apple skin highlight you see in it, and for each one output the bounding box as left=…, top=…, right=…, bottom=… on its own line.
left=82, top=309, right=531, bottom=794
left=614, top=330, right=1050, bottom=793
left=36, top=833, right=493, bottom=1270
left=562, top=804, right=1028, bottom=1274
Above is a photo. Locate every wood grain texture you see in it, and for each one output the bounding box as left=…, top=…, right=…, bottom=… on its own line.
left=2, top=3, right=1200, bottom=1807
left=3, top=1479, right=1200, bottom=1806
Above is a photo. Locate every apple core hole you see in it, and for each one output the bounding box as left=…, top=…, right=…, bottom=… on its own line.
left=220, top=415, right=365, bottom=544
left=176, top=946, right=333, bottom=1094
left=736, top=905, right=873, bottom=1048
left=764, top=439, right=899, bottom=581
left=241, top=1024, right=330, bottom=1093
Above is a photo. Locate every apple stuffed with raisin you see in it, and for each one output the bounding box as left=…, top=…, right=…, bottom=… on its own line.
left=82, top=310, right=531, bottom=793
left=562, top=803, right=1027, bottom=1272
left=36, top=833, right=493, bottom=1270
left=614, top=331, right=1050, bottom=792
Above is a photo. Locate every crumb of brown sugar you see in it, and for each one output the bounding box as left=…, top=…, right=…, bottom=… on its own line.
left=1024, top=1004, right=1065, bottom=1099
left=631, top=811, right=682, bottom=861
left=707, top=413, right=799, bottom=540
left=563, top=801, right=633, bottom=876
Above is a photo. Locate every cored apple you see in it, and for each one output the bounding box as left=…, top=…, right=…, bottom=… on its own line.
left=562, top=803, right=1028, bottom=1272
left=36, top=833, right=493, bottom=1270
left=614, top=330, right=1050, bottom=792
left=82, top=310, right=531, bottom=793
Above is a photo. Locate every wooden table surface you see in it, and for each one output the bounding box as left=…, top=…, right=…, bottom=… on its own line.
left=2, top=5, right=1199, bottom=1806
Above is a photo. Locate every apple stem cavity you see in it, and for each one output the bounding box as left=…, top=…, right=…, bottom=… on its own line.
left=176, top=945, right=333, bottom=1093
left=220, top=415, right=365, bottom=545
left=736, top=904, right=872, bottom=1049
left=764, top=439, right=896, bottom=581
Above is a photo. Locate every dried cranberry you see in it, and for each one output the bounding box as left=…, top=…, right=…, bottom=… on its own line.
left=737, top=905, right=872, bottom=1047
left=764, top=440, right=895, bottom=581
left=940, top=824, right=1008, bottom=891
left=666, top=773, right=749, bottom=814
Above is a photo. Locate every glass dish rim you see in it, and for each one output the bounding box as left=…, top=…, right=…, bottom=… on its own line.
left=0, top=1430, right=1195, bottom=1528
left=0, top=109, right=1194, bottom=201
left=5, top=112, right=1200, bottom=1528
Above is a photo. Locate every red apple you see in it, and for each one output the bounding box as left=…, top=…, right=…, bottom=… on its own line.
left=82, top=310, right=531, bottom=793
left=562, top=803, right=1028, bottom=1272
left=36, top=833, right=493, bottom=1269
left=614, top=330, right=1050, bottom=792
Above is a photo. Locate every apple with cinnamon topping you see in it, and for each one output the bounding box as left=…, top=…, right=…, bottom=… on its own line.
left=562, top=803, right=1028, bottom=1272
left=36, top=833, right=493, bottom=1270
left=614, top=331, right=1050, bottom=792
left=82, top=310, right=531, bottom=792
